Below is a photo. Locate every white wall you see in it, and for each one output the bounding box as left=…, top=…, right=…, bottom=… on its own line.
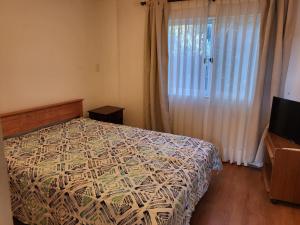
left=0, top=0, right=100, bottom=114
left=117, top=0, right=146, bottom=127
left=93, top=0, right=120, bottom=106
left=93, top=0, right=146, bottom=127
left=0, top=0, right=146, bottom=127
left=284, top=1, right=300, bottom=101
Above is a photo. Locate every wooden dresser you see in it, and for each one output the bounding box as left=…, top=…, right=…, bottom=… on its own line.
left=263, top=132, right=300, bottom=204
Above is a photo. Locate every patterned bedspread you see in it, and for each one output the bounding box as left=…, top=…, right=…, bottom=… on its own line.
left=4, top=118, right=222, bottom=225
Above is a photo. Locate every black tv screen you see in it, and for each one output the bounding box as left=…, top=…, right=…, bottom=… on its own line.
left=269, top=97, right=300, bottom=144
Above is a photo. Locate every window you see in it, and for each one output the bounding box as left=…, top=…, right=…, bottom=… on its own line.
left=168, top=14, right=260, bottom=102
left=168, top=18, right=214, bottom=98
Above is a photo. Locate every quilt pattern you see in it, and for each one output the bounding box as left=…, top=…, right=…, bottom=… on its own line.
left=4, top=118, right=222, bottom=225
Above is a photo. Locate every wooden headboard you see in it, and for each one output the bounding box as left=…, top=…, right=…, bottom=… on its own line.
left=0, top=99, right=83, bottom=138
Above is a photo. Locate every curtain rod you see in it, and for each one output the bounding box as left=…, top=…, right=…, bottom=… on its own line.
left=140, top=0, right=215, bottom=6
left=140, top=0, right=181, bottom=6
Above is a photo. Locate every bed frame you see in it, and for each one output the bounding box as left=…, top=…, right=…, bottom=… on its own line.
left=0, top=99, right=83, bottom=138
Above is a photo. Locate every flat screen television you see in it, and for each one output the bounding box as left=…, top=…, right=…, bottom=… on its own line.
left=269, top=97, right=300, bottom=144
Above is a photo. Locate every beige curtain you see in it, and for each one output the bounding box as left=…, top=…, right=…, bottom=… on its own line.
left=144, top=0, right=171, bottom=132
left=251, top=0, right=298, bottom=166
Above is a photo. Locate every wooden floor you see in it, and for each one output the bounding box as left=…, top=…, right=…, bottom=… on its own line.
left=191, top=164, right=300, bottom=225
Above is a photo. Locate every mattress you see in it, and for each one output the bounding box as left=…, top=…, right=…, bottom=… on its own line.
left=4, top=118, right=222, bottom=225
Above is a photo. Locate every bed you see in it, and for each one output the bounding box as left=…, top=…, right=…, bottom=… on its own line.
left=1, top=100, right=222, bottom=225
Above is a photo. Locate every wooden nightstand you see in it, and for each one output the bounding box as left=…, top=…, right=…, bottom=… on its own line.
left=88, top=106, right=124, bottom=124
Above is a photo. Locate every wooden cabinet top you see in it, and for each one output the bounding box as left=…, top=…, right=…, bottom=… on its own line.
left=266, top=132, right=300, bottom=150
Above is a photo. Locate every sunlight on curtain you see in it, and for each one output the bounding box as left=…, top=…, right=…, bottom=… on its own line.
left=168, top=0, right=262, bottom=165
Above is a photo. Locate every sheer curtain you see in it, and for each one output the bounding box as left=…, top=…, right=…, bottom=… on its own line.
left=168, top=0, right=262, bottom=165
